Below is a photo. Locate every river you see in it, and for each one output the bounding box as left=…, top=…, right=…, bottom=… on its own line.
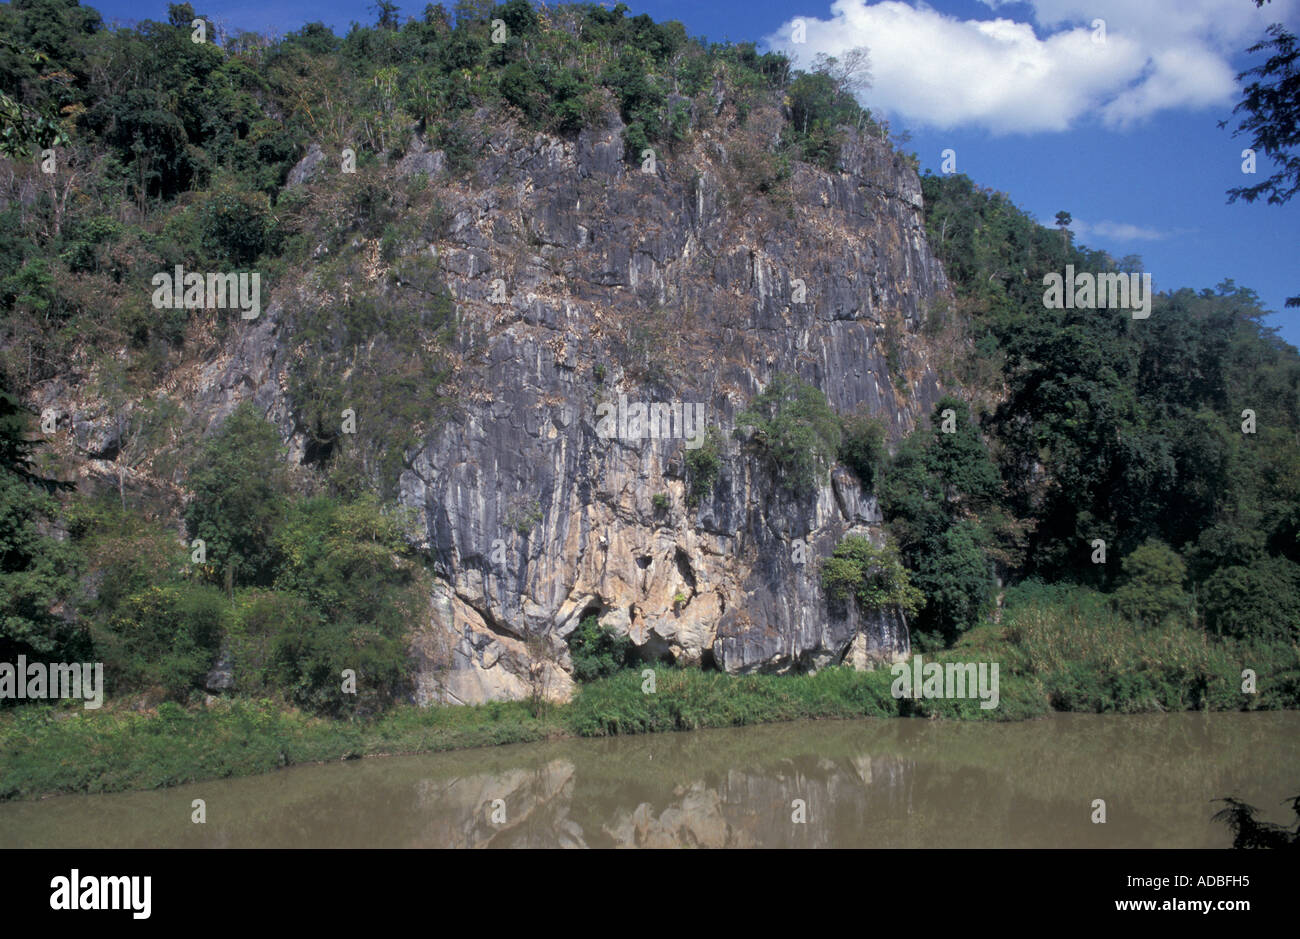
left=1, top=712, right=1296, bottom=848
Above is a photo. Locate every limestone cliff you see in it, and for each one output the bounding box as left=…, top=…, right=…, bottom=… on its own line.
left=385, top=109, right=949, bottom=703
left=50, top=105, right=950, bottom=705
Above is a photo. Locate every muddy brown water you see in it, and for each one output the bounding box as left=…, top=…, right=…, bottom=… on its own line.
left=1, top=712, right=1296, bottom=848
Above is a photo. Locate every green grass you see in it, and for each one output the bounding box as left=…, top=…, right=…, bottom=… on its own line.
left=3, top=588, right=1296, bottom=802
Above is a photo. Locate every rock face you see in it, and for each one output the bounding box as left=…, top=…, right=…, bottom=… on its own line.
left=195, top=111, right=950, bottom=705
left=386, top=112, right=949, bottom=703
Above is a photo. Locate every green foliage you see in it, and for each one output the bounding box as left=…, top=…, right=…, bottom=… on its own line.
left=0, top=386, right=79, bottom=666
left=1223, top=21, right=1299, bottom=306
left=1114, top=539, right=1189, bottom=628
left=820, top=535, right=923, bottom=617
left=72, top=487, right=425, bottom=717
left=566, top=615, right=637, bottom=683
left=921, top=169, right=1300, bottom=644
left=285, top=248, right=456, bottom=498
left=838, top=410, right=886, bottom=490
left=1201, top=555, right=1300, bottom=641
left=735, top=373, right=841, bottom=496
left=195, top=185, right=272, bottom=267
left=184, top=403, right=289, bottom=589
left=926, top=397, right=1001, bottom=505
left=684, top=428, right=723, bottom=507
left=66, top=496, right=187, bottom=617
left=651, top=492, right=670, bottom=512
left=879, top=397, right=1001, bottom=646
left=1000, top=581, right=1300, bottom=714
left=268, top=495, right=424, bottom=716
left=93, top=582, right=228, bottom=701
left=0, top=696, right=562, bottom=801
left=1224, top=23, right=1300, bottom=210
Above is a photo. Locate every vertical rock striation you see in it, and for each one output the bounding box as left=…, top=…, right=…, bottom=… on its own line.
left=378, top=112, right=949, bottom=703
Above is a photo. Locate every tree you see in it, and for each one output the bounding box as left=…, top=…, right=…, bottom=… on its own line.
left=0, top=35, right=74, bottom=158
left=566, top=615, right=637, bottom=682
left=1212, top=794, right=1300, bottom=848
left=269, top=495, right=422, bottom=716
left=1201, top=555, right=1300, bottom=641
left=1223, top=3, right=1298, bottom=305
left=372, top=1, right=401, bottom=30
left=1114, top=539, right=1189, bottom=628
left=1054, top=210, right=1072, bottom=249
left=907, top=520, right=989, bottom=647
left=811, top=46, right=872, bottom=99
left=0, top=385, right=79, bottom=665
left=839, top=410, right=886, bottom=491
left=184, top=403, right=288, bottom=592
left=821, top=535, right=923, bottom=618
left=735, top=373, right=842, bottom=496
left=879, top=398, right=1001, bottom=646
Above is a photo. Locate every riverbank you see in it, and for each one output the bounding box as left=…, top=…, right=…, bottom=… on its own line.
left=4, top=611, right=1296, bottom=802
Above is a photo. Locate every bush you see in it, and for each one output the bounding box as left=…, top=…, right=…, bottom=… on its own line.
left=195, top=185, right=271, bottom=266
left=1114, top=539, right=1189, bottom=628
left=0, top=388, right=80, bottom=665
left=269, top=495, right=424, bottom=716
left=908, top=520, right=991, bottom=647
left=93, top=582, right=228, bottom=700
left=839, top=410, right=886, bottom=490
left=226, top=589, right=314, bottom=697
left=184, top=402, right=289, bottom=590
left=1201, top=555, right=1300, bottom=641
left=820, top=535, right=923, bottom=617
left=566, top=616, right=638, bottom=683
left=735, top=374, right=841, bottom=496
left=685, top=428, right=723, bottom=507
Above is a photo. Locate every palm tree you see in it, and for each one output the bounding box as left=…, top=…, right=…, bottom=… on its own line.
left=1054, top=211, right=1072, bottom=250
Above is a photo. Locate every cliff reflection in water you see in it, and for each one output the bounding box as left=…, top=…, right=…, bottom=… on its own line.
left=2, top=712, right=1296, bottom=849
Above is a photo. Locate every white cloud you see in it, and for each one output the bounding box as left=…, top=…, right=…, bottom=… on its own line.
left=1070, top=219, right=1192, bottom=241
left=765, top=0, right=1294, bottom=134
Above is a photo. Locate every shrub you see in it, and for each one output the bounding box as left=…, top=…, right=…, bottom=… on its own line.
left=195, top=185, right=271, bottom=266
left=1114, top=539, right=1189, bottom=628
left=226, top=589, right=315, bottom=697
left=0, top=388, right=80, bottom=665
left=94, top=582, right=229, bottom=700
left=735, top=373, right=841, bottom=496
left=1201, top=555, right=1300, bottom=641
left=184, top=402, right=289, bottom=590
left=566, top=615, right=638, bottom=683
left=269, top=495, right=424, bottom=716
left=839, top=410, right=886, bottom=490
left=908, top=520, right=991, bottom=647
left=820, top=535, right=923, bottom=617
left=685, top=428, right=723, bottom=507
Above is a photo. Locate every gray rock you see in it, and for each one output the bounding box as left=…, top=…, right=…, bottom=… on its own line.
left=180, top=115, right=952, bottom=705
left=204, top=649, right=234, bottom=692
left=286, top=142, right=324, bottom=186
left=396, top=134, right=447, bottom=179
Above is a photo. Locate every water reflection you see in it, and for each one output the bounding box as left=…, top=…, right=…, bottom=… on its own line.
left=1, top=712, right=1295, bottom=848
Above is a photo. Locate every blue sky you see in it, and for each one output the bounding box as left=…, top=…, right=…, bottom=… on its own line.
left=85, top=0, right=1300, bottom=344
